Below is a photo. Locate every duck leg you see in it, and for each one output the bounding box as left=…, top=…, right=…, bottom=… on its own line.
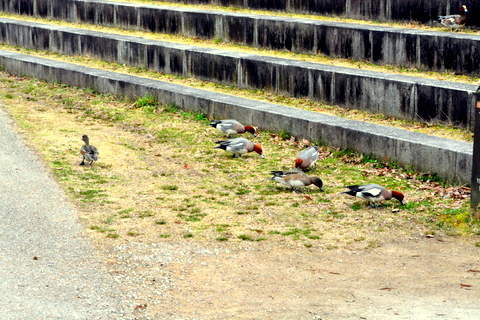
left=292, top=187, right=303, bottom=193
left=368, top=202, right=380, bottom=209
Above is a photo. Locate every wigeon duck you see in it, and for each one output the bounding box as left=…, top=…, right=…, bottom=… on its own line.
left=80, top=135, right=99, bottom=165
left=214, top=137, right=263, bottom=158
left=270, top=169, right=323, bottom=193
left=437, top=5, right=468, bottom=30
left=209, top=119, right=257, bottom=137
left=294, top=146, right=319, bottom=170
left=342, top=184, right=405, bottom=208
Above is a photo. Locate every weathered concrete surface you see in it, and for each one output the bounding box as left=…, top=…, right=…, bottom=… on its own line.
left=0, top=50, right=471, bottom=184
left=2, top=0, right=480, bottom=76
left=0, top=0, right=468, bottom=25
left=117, top=0, right=480, bottom=27
left=0, top=106, right=123, bottom=319
left=0, top=18, right=476, bottom=130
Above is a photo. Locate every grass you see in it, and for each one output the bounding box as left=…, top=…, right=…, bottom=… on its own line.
left=0, top=0, right=476, bottom=260
left=0, top=64, right=478, bottom=249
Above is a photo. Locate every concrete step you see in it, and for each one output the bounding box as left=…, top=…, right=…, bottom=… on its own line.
left=129, top=0, right=480, bottom=27
left=0, top=18, right=476, bottom=130
left=2, top=0, right=480, bottom=76
left=0, top=50, right=471, bottom=184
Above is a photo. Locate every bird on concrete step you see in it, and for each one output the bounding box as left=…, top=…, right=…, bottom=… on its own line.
left=294, top=145, right=319, bottom=170
left=342, top=183, right=405, bottom=208
left=209, top=119, right=257, bottom=138
left=270, top=169, right=323, bottom=193
left=437, top=5, right=468, bottom=30
left=214, top=137, right=263, bottom=158
left=80, top=135, right=99, bottom=165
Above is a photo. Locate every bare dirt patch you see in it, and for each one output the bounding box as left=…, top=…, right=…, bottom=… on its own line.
left=102, top=237, right=480, bottom=319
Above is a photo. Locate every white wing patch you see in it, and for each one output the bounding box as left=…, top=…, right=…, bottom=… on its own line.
left=363, top=187, right=382, bottom=197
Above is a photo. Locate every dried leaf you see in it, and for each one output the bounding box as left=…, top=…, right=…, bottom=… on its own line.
left=461, top=283, right=473, bottom=288
left=304, top=195, right=313, bottom=201
left=183, top=164, right=190, bottom=169
left=468, top=269, right=480, bottom=273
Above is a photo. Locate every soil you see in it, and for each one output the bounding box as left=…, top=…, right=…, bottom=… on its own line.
left=102, top=236, right=480, bottom=320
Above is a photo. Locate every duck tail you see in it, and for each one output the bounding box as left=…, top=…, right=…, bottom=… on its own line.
left=214, top=141, right=228, bottom=150
left=342, top=190, right=356, bottom=196
left=214, top=145, right=226, bottom=150
left=209, top=121, right=221, bottom=128
left=342, top=185, right=360, bottom=196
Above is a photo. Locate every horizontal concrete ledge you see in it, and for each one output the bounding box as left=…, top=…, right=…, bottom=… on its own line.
left=0, top=50, right=472, bottom=184
left=154, top=0, right=480, bottom=27
left=3, top=0, right=480, bottom=76
left=0, top=18, right=477, bottom=130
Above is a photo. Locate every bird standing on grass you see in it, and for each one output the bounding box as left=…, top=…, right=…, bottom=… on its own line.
left=437, top=5, right=468, bottom=30
left=342, top=184, right=405, bottom=208
left=270, top=169, right=323, bottom=193
left=294, top=145, right=319, bottom=170
left=80, top=135, right=99, bottom=165
left=209, top=119, right=257, bottom=138
left=214, top=137, right=263, bottom=158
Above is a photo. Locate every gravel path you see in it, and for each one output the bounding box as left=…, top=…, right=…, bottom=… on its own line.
left=0, top=107, right=123, bottom=319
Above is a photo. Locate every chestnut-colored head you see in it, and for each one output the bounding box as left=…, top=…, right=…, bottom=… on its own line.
left=391, top=190, right=405, bottom=205
left=253, top=144, right=264, bottom=158
left=245, top=125, right=257, bottom=136
left=294, top=158, right=303, bottom=168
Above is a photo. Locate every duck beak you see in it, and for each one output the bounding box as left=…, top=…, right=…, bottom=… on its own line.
left=260, top=154, right=265, bottom=158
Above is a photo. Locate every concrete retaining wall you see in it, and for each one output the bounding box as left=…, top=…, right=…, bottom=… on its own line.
left=3, top=0, right=472, bottom=25
left=2, top=0, right=480, bottom=76
left=0, top=49, right=472, bottom=184
left=153, top=0, right=480, bottom=27
left=0, top=18, right=476, bottom=130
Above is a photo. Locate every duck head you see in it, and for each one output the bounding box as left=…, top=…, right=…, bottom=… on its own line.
left=245, top=125, right=257, bottom=137
left=391, top=190, right=405, bottom=205
left=253, top=144, right=264, bottom=158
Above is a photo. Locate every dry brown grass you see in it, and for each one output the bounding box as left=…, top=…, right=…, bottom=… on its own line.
left=0, top=72, right=475, bottom=251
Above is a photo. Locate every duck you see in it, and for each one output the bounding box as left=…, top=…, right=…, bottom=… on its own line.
left=214, top=137, right=263, bottom=158
left=342, top=184, right=405, bottom=208
left=209, top=119, right=257, bottom=137
left=294, top=146, right=319, bottom=170
left=270, top=169, right=323, bottom=193
left=437, top=5, right=468, bottom=30
left=80, top=135, right=99, bottom=165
